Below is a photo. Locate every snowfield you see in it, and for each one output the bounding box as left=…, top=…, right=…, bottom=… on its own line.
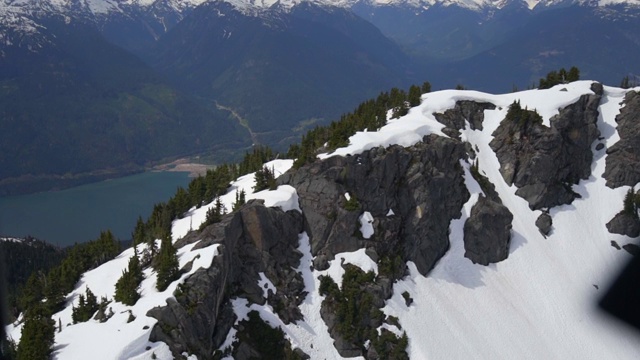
left=7, top=82, right=640, bottom=359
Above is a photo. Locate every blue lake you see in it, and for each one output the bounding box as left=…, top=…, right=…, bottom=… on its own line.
left=0, top=171, right=191, bottom=247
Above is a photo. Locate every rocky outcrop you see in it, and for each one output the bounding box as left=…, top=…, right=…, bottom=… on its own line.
left=463, top=195, right=513, bottom=265
left=434, top=100, right=497, bottom=138
left=606, top=212, right=640, bottom=238
left=603, top=91, right=640, bottom=188
left=280, top=134, right=470, bottom=276
left=147, top=201, right=305, bottom=359
left=536, top=212, right=553, bottom=237
left=490, top=83, right=602, bottom=209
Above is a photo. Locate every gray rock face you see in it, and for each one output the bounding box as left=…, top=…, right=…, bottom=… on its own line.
left=490, top=83, right=602, bottom=209
left=434, top=100, right=497, bottom=138
left=535, top=213, right=553, bottom=237
left=606, top=212, right=640, bottom=238
left=603, top=91, right=640, bottom=188
left=280, top=134, right=470, bottom=276
left=147, top=201, right=305, bottom=359
left=463, top=195, right=514, bottom=265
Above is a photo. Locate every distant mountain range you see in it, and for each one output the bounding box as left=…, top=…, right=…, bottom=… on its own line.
left=1, top=0, right=639, bottom=194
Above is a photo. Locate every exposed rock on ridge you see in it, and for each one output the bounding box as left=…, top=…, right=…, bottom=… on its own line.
left=463, top=195, right=513, bottom=265
left=606, top=212, right=640, bottom=238
left=147, top=201, right=305, bottom=359
left=280, top=134, right=470, bottom=276
left=603, top=91, right=640, bottom=188
left=490, top=83, right=603, bottom=209
left=434, top=100, right=496, bottom=139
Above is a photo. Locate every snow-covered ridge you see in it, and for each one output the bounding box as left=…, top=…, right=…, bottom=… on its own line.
left=6, top=82, right=640, bottom=359
left=5, top=159, right=298, bottom=359
left=316, top=80, right=640, bottom=358
left=0, top=236, right=23, bottom=243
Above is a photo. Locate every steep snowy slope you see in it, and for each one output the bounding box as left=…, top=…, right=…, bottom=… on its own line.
left=6, top=82, right=640, bottom=359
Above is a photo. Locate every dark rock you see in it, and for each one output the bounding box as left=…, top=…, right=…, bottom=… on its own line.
left=603, top=91, right=640, bottom=188
left=490, top=83, right=602, bottom=209
left=596, top=143, right=605, bottom=151
left=147, top=201, right=305, bottom=359
left=606, top=212, right=640, bottom=238
left=611, top=240, right=621, bottom=250
left=281, top=134, right=470, bottom=276
left=535, top=212, right=553, bottom=237
left=402, top=291, right=413, bottom=307
left=434, top=100, right=497, bottom=135
left=319, top=302, right=361, bottom=357
left=365, top=247, right=379, bottom=263
left=623, top=243, right=640, bottom=256
left=293, top=348, right=311, bottom=360
left=463, top=196, right=514, bottom=265
left=332, top=336, right=362, bottom=358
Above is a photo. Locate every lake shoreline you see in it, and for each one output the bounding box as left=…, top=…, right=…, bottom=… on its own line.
left=150, top=158, right=214, bottom=178
left=0, top=157, right=215, bottom=198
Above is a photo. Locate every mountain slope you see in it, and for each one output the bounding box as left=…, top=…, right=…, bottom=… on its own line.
left=6, top=81, right=640, bottom=359
left=149, top=1, right=416, bottom=146
left=440, top=4, right=640, bottom=91
left=0, top=15, right=248, bottom=195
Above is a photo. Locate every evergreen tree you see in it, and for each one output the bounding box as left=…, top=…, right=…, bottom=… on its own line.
left=408, top=85, right=422, bottom=107
left=114, top=250, right=143, bottom=306
left=238, top=146, right=276, bottom=176
left=623, top=188, right=638, bottom=218
left=43, top=268, right=65, bottom=313
left=199, top=197, right=225, bottom=231
left=232, top=189, right=246, bottom=211
left=421, top=81, right=432, bottom=94
left=132, top=216, right=146, bottom=246
left=16, top=304, right=54, bottom=360
left=188, top=177, right=205, bottom=209
left=155, top=234, right=180, bottom=292
left=71, top=287, right=98, bottom=323
left=253, top=166, right=277, bottom=192
left=170, top=187, right=191, bottom=219
left=567, top=66, right=580, bottom=82
left=539, top=66, right=580, bottom=89
left=91, top=230, right=120, bottom=267
left=18, top=273, right=43, bottom=312
left=620, top=75, right=639, bottom=89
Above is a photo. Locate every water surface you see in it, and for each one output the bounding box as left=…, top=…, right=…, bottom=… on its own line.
left=0, top=171, right=191, bottom=247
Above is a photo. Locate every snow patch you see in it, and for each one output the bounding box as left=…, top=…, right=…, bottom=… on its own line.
left=359, top=211, right=375, bottom=239
left=172, top=159, right=295, bottom=241
left=322, top=248, right=378, bottom=289
left=258, top=272, right=276, bottom=298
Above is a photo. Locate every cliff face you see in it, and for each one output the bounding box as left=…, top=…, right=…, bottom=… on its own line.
left=490, top=83, right=603, bottom=209
left=280, top=134, right=470, bottom=276
left=148, top=202, right=305, bottom=359
left=603, top=90, right=640, bottom=188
